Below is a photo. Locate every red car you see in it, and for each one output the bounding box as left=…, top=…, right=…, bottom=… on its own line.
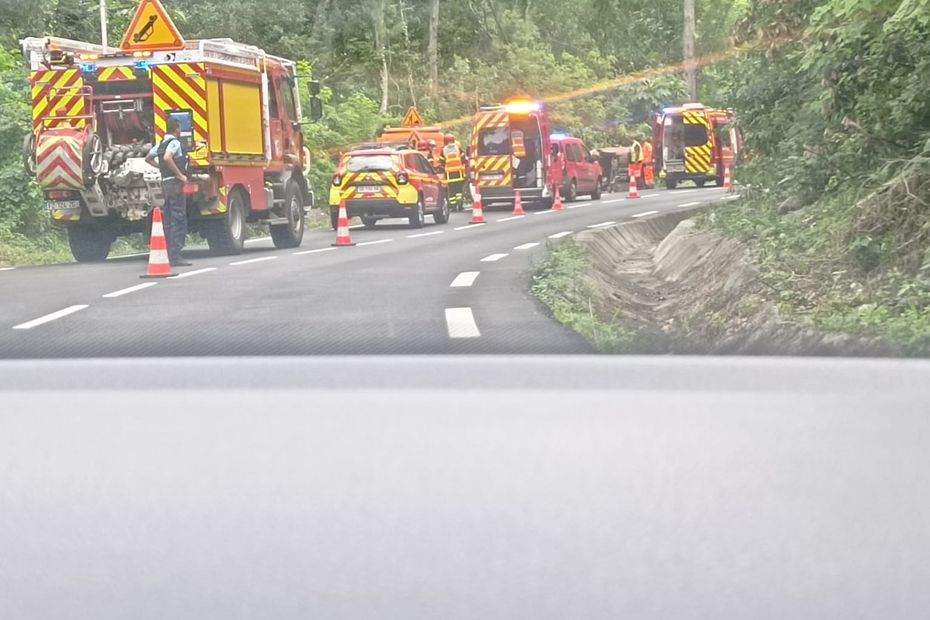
left=550, top=134, right=603, bottom=201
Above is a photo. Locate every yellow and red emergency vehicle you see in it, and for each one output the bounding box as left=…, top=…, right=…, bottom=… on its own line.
left=20, top=0, right=322, bottom=261
left=469, top=98, right=554, bottom=209
left=652, top=103, right=741, bottom=189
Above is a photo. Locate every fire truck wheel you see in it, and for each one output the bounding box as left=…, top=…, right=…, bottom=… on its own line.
left=433, top=194, right=451, bottom=224
left=270, top=181, right=305, bottom=249
left=591, top=179, right=602, bottom=200
left=68, top=224, right=113, bottom=262
left=22, top=133, right=36, bottom=176
left=361, top=216, right=378, bottom=228
left=205, top=189, right=247, bottom=255
left=695, top=179, right=706, bottom=188
left=82, top=132, right=104, bottom=183
left=666, top=177, right=678, bottom=190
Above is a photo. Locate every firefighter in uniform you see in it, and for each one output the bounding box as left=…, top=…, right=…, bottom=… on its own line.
left=642, top=139, right=655, bottom=188
left=440, top=134, right=467, bottom=211
left=628, top=139, right=644, bottom=188
left=145, top=117, right=191, bottom=266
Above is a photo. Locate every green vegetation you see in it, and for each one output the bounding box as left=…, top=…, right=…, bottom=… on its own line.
left=707, top=0, right=930, bottom=354
left=531, top=239, right=641, bottom=352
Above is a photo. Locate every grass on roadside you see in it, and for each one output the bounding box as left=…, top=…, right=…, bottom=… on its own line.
left=531, top=239, right=641, bottom=352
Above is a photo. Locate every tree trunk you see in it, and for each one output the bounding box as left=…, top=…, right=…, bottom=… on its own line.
left=428, top=0, right=440, bottom=97
left=313, top=0, right=332, bottom=38
left=683, top=0, right=698, bottom=102
left=373, top=0, right=389, bottom=113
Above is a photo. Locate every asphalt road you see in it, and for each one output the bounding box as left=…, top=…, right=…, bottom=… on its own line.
left=0, top=187, right=734, bottom=357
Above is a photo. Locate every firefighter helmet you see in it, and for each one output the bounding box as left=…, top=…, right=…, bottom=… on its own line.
left=444, top=134, right=455, bottom=145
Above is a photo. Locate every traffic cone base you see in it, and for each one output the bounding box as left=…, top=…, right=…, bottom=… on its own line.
left=723, top=165, right=733, bottom=190
left=332, top=200, right=356, bottom=246
left=553, top=186, right=564, bottom=211
left=628, top=174, right=640, bottom=199
left=470, top=191, right=486, bottom=224
left=512, top=190, right=526, bottom=216
left=141, top=206, right=176, bottom=278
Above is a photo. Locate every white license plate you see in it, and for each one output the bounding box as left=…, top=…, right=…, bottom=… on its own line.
left=47, top=200, right=80, bottom=211
left=357, top=185, right=381, bottom=193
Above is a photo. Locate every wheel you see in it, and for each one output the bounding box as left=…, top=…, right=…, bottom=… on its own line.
left=270, top=180, right=305, bottom=249
left=433, top=194, right=451, bottom=224
left=205, top=188, right=247, bottom=255
left=715, top=173, right=725, bottom=187
left=22, top=133, right=36, bottom=176
left=330, top=209, right=339, bottom=230
left=82, top=132, right=103, bottom=184
left=361, top=216, right=378, bottom=228
left=591, top=178, right=602, bottom=200
left=564, top=179, right=578, bottom=202
left=695, top=179, right=706, bottom=188
left=408, top=196, right=425, bottom=228
left=666, top=177, right=678, bottom=190
left=67, top=224, right=112, bottom=262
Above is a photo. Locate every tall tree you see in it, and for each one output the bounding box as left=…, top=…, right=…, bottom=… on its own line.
left=683, top=0, right=697, bottom=101
left=428, top=0, right=439, bottom=97
left=372, top=0, right=389, bottom=113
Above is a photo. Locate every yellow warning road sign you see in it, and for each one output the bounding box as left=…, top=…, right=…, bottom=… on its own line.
left=120, top=0, right=185, bottom=52
left=402, top=106, right=424, bottom=128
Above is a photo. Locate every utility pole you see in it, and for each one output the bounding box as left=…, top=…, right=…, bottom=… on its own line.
left=99, top=0, right=109, bottom=49
left=683, top=0, right=697, bottom=102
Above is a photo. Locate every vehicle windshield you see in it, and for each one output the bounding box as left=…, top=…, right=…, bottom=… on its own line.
left=345, top=155, right=395, bottom=172
left=2, top=0, right=928, bottom=363
left=477, top=126, right=510, bottom=156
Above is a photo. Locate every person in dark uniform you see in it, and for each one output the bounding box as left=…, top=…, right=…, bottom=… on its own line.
left=145, top=118, right=191, bottom=266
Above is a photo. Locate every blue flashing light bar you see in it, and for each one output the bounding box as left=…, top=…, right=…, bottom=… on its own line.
left=134, top=60, right=150, bottom=70
left=80, top=63, right=96, bottom=74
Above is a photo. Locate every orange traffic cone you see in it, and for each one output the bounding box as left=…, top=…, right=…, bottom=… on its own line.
left=627, top=173, right=640, bottom=199
left=512, top=189, right=526, bottom=216
left=552, top=186, right=564, bottom=211
left=140, top=206, right=175, bottom=279
left=723, top=164, right=732, bottom=190
left=332, top=200, right=356, bottom=247
left=470, top=190, right=486, bottom=224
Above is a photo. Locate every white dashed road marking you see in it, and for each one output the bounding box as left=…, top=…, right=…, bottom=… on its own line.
left=533, top=209, right=558, bottom=216
left=230, top=256, right=278, bottom=266
left=454, top=223, right=486, bottom=230
left=497, top=215, right=525, bottom=222
left=357, top=238, right=393, bottom=247
left=102, top=282, right=158, bottom=298
left=548, top=231, right=573, bottom=239
left=169, top=267, right=217, bottom=279
left=632, top=210, right=659, bottom=218
left=678, top=202, right=701, bottom=208
left=450, top=271, right=480, bottom=288
left=13, top=305, right=89, bottom=330
left=514, top=242, right=540, bottom=250
left=244, top=237, right=272, bottom=244
left=0, top=267, right=15, bottom=271
left=480, top=253, right=509, bottom=262
left=408, top=230, right=444, bottom=238
left=722, top=194, right=741, bottom=201
left=601, top=198, right=625, bottom=204
left=445, top=307, right=481, bottom=338
left=567, top=204, right=584, bottom=209
left=587, top=221, right=616, bottom=229
left=294, top=247, right=336, bottom=255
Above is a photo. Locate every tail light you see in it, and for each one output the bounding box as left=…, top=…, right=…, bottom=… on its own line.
left=396, top=172, right=409, bottom=185
left=332, top=174, right=342, bottom=187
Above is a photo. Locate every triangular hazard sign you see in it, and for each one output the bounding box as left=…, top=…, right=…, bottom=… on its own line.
left=402, top=107, right=424, bottom=128
left=120, top=0, right=185, bottom=52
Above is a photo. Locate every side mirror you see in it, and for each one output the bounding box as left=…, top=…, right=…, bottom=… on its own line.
left=308, top=80, right=321, bottom=96
left=309, top=97, right=323, bottom=122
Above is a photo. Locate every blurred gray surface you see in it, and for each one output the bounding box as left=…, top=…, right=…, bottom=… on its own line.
left=2, top=356, right=930, bottom=619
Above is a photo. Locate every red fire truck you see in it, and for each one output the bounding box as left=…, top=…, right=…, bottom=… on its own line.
left=652, top=103, right=741, bottom=189
left=20, top=0, right=322, bottom=261
left=469, top=98, right=555, bottom=209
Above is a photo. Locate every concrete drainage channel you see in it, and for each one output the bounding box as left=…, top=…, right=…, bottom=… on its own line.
left=548, top=208, right=894, bottom=356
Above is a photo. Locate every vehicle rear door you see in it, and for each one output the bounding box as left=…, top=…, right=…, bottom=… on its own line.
left=414, top=154, right=441, bottom=209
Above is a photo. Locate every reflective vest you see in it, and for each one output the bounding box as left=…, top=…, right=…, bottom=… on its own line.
left=443, top=142, right=466, bottom=181
left=630, top=140, right=643, bottom=164
left=642, top=141, right=653, bottom=165
left=156, top=135, right=189, bottom=180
